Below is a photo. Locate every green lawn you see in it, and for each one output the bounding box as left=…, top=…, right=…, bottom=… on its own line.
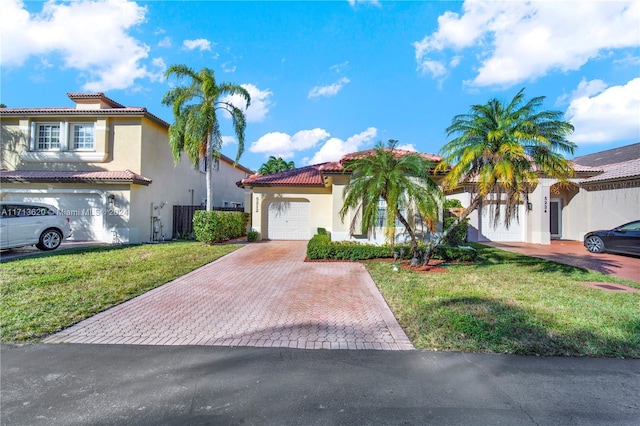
left=0, top=242, right=242, bottom=342
left=367, top=244, right=640, bottom=358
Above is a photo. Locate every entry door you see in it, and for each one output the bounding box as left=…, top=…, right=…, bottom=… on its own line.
left=549, top=199, right=562, bottom=239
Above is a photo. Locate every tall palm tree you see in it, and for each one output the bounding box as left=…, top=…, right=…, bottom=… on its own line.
left=258, top=156, right=296, bottom=175
left=161, top=65, right=251, bottom=210
left=429, top=88, right=576, bottom=261
left=339, top=140, right=442, bottom=257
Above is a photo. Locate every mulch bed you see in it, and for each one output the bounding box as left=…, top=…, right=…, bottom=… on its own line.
left=305, top=257, right=450, bottom=273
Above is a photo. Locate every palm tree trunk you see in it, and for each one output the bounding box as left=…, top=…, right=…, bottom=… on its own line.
left=206, top=132, right=214, bottom=211
left=395, top=212, right=419, bottom=259
left=421, top=194, right=482, bottom=265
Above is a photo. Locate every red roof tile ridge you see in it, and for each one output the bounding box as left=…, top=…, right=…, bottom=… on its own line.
left=67, top=92, right=126, bottom=109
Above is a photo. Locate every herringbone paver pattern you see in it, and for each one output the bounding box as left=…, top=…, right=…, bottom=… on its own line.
left=44, top=241, right=413, bottom=350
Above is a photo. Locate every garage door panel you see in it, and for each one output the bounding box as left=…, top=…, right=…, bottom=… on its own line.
left=3, top=193, right=103, bottom=241
left=479, top=204, right=524, bottom=242
left=267, top=200, right=310, bottom=240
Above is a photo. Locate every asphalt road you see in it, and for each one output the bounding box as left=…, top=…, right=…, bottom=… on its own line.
left=2, top=344, right=639, bottom=425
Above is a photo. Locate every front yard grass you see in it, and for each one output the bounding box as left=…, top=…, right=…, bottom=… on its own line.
left=367, top=244, right=640, bottom=358
left=0, top=242, right=241, bottom=342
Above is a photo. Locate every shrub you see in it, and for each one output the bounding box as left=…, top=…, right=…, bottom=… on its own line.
left=443, top=216, right=469, bottom=246
left=247, top=229, right=260, bottom=242
left=193, top=211, right=249, bottom=244
left=432, top=245, right=477, bottom=262
left=317, top=227, right=328, bottom=235
left=306, top=234, right=477, bottom=263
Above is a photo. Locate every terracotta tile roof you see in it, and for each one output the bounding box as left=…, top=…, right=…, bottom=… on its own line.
left=238, top=149, right=442, bottom=187
left=0, top=92, right=170, bottom=128
left=239, top=164, right=326, bottom=187
left=0, top=169, right=152, bottom=186
left=67, top=92, right=126, bottom=108
left=341, top=148, right=442, bottom=163
left=568, top=161, right=603, bottom=174
left=580, top=158, right=640, bottom=183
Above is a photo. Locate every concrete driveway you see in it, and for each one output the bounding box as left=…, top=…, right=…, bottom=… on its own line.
left=43, top=241, right=412, bottom=350
left=484, top=240, right=640, bottom=283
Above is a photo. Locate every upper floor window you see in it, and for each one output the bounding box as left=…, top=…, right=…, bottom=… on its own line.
left=199, top=157, right=220, bottom=173
left=37, top=124, right=61, bottom=150
left=31, top=121, right=95, bottom=152
left=72, top=124, right=95, bottom=150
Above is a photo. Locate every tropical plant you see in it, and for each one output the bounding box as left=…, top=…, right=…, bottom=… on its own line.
left=426, top=88, right=576, bottom=262
left=339, top=140, right=442, bottom=258
left=161, top=65, right=251, bottom=210
left=258, top=156, right=295, bottom=175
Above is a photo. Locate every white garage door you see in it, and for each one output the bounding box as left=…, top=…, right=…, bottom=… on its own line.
left=478, top=204, right=524, bottom=242
left=3, top=192, right=104, bottom=241
left=267, top=200, right=310, bottom=240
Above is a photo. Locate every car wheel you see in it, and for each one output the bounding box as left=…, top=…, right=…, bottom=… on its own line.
left=37, top=228, right=62, bottom=251
left=585, top=235, right=605, bottom=253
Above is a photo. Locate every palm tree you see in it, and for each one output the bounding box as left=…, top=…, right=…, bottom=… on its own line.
left=339, top=140, right=442, bottom=258
left=428, top=88, right=576, bottom=262
left=258, top=156, right=296, bottom=175
left=161, top=65, right=251, bottom=210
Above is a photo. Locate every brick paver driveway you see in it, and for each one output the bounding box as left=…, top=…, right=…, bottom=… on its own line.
left=44, top=241, right=413, bottom=350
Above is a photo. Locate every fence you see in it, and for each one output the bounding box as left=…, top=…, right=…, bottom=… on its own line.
left=172, top=205, right=244, bottom=238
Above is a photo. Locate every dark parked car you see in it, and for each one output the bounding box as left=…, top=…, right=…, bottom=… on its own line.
left=584, top=220, right=640, bottom=256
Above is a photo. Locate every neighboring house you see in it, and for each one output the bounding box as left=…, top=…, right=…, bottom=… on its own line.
left=447, top=142, right=640, bottom=244
left=239, top=143, right=639, bottom=245
left=237, top=149, right=443, bottom=242
left=1, top=92, right=252, bottom=244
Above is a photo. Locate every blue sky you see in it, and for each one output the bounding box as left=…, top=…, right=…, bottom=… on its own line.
left=1, top=0, right=639, bottom=172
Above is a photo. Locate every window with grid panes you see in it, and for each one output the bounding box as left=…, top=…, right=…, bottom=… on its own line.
left=72, top=124, right=95, bottom=150
left=37, top=124, right=60, bottom=150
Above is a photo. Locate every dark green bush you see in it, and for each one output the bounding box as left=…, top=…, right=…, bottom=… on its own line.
left=432, top=245, right=477, bottom=262
left=193, top=211, right=249, bottom=244
left=443, top=216, right=470, bottom=246
left=306, top=234, right=477, bottom=262
left=317, top=227, right=328, bottom=235
left=247, top=229, right=259, bottom=242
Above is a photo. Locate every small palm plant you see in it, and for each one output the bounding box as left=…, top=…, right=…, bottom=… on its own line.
left=340, top=140, right=442, bottom=258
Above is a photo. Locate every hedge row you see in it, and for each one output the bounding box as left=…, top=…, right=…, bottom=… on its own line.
left=306, top=234, right=477, bottom=262
left=193, top=211, right=249, bottom=244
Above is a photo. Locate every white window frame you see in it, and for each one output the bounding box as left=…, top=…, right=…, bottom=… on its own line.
left=70, top=123, right=95, bottom=151
left=30, top=121, right=96, bottom=152
left=33, top=122, right=62, bottom=151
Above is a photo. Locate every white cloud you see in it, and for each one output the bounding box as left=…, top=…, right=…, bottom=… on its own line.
left=348, top=0, right=380, bottom=7
left=158, top=36, right=172, bottom=48
left=330, top=61, right=350, bottom=74
left=0, top=0, right=156, bottom=91
left=220, top=83, right=273, bottom=123
left=222, top=62, right=236, bottom=73
left=305, top=127, right=378, bottom=165
left=308, top=77, right=351, bottom=99
left=565, top=78, right=640, bottom=144
left=221, top=136, right=236, bottom=147
left=183, top=38, right=212, bottom=51
left=250, top=128, right=330, bottom=159
left=414, top=1, right=640, bottom=88
left=396, top=143, right=417, bottom=152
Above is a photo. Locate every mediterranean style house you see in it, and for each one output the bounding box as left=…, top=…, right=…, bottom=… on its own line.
left=238, top=144, right=639, bottom=245
left=0, top=92, right=252, bottom=244
left=237, top=149, right=443, bottom=243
